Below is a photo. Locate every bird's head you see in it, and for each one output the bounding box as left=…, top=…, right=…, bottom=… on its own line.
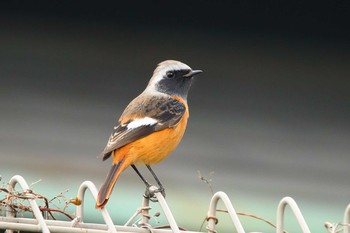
left=146, top=60, right=202, bottom=100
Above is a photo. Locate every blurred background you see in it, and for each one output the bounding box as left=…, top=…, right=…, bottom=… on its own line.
left=1, top=1, right=349, bottom=232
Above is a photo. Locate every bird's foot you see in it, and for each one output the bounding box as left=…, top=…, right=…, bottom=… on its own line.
left=143, top=185, right=166, bottom=202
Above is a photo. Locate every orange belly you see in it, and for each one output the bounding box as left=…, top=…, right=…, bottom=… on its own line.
left=113, top=110, right=189, bottom=165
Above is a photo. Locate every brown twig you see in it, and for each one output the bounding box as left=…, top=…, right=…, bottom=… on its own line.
left=197, top=170, right=215, bottom=195
left=197, top=171, right=287, bottom=233
left=39, top=207, right=74, bottom=220
left=0, top=184, right=75, bottom=221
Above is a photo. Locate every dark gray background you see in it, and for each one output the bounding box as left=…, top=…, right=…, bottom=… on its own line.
left=1, top=1, right=349, bottom=232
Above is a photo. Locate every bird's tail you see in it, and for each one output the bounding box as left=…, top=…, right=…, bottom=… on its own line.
left=96, top=160, right=125, bottom=208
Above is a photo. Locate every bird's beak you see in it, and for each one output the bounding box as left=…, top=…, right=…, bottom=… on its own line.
left=183, top=69, right=203, bottom=78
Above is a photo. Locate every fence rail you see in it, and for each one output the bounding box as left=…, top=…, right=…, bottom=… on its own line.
left=0, top=175, right=349, bottom=233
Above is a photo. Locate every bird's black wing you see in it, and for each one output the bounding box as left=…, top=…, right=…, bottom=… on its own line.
left=99, top=97, right=186, bottom=160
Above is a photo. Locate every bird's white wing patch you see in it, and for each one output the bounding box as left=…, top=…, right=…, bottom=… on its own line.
left=126, top=117, right=158, bottom=129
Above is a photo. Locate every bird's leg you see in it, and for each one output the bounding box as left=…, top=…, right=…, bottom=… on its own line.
left=131, top=165, right=157, bottom=200
left=131, top=165, right=150, bottom=186
left=146, top=165, right=166, bottom=198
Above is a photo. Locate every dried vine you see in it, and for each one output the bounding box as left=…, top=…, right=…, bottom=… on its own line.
left=0, top=179, right=75, bottom=220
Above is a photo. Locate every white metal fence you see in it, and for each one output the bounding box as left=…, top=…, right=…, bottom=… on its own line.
left=0, top=175, right=349, bottom=233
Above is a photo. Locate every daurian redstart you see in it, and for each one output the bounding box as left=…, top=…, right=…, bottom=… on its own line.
left=96, top=60, right=202, bottom=208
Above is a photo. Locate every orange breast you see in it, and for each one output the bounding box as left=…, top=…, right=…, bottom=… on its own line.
left=114, top=104, right=189, bottom=165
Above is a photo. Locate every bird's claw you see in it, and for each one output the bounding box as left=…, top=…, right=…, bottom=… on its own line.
left=143, top=185, right=166, bottom=202
left=158, top=186, right=166, bottom=198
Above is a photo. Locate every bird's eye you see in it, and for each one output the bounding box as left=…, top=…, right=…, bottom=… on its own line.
left=166, top=71, right=175, bottom=79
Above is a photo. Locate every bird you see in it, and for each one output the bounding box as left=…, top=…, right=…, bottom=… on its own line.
left=96, top=60, right=202, bottom=208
